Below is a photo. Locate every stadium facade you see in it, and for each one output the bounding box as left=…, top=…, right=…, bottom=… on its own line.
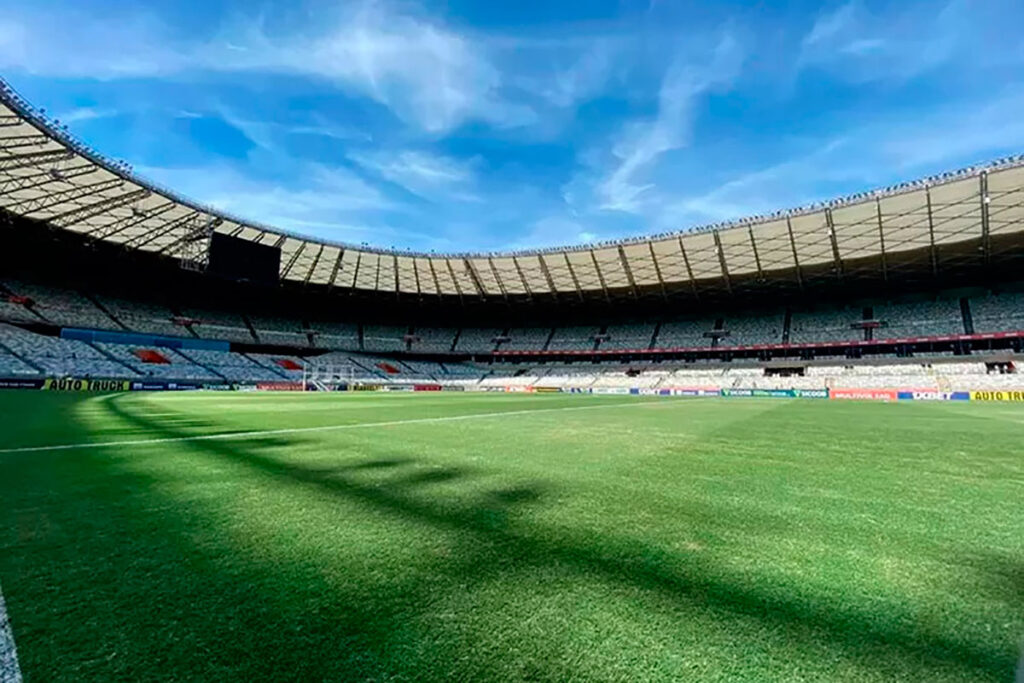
left=0, top=77, right=1021, bottom=398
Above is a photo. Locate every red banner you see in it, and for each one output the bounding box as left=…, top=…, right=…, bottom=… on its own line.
left=830, top=388, right=898, bottom=401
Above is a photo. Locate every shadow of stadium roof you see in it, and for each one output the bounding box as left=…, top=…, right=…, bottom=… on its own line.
left=0, top=77, right=1022, bottom=313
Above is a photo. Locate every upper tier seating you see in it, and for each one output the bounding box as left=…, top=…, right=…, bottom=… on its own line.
left=309, top=321, right=360, bottom=350
left=971, top=292, right=1024, bottom=333
left=790, top=308, right=863, bottom=343
left=600, top=323, right=655, bottom=350
left=455, top=328, right=503, bottom=353
left=409, top=328, right=457, bottom=353
left=95, top=296, right=184, bottom=337
left=656, top=319, right=715, bottom=348
left=4, top=280, right=112, bottom=329
left=874, top=300, right=964, bottom=339
left=501, top=328, right=552, bottom=351
left=718, top=312, right=785, bottom=346
left=250, top=315, right=310, bottom=347
left=184, top=308, right=254, bottom=343
left=362, top=325, right=407, bottom=352
left=547, top=327, right=600, bottom=352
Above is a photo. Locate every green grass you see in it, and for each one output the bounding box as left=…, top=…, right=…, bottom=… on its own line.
left=0, top=391, right=1022, bottom=681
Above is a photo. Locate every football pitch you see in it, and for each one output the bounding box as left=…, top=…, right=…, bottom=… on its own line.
left=0, top=391, right=1021, bottom=681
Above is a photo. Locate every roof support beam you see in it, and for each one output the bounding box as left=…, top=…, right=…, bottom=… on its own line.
left=426, top=258, right=443, bottom=300
left=327, top=248, right=346, bottom=289
left=349, top=252, right=362, bottom=293
left=0, top=161, right=95, bottom=197
left=303, top=244, right=324, bottom=285
left=925, top=187, right=938, bottom=278
left=49, top=188, right=150, bottom=230
left=748, top=226, right=765, bottom=282
left=785, top=216, right=804, bottom=289
left=0, top=149, right=74, bottom=172
left=537, top=255, right=558, bottom=299
left=373, top=254, right=382, bottom=291
left=0, top=115, right=21, bottom=127
left=647, top=242, right=669, bottom=301
left=131, top=211, right=203, bottom=250
left=83, top=200, right=177, bottom=240
left=589, top=249, right=611, bottom=303
left=563, top=253, right=584, bottom=302
left=281, top=241, right=307, bottom=279
left=445, top=259, right=465, bottom=303
left=875, top=198, right=888, bottom=282
left=511, top=255, right=534, bottom=301
left=825, top=208, right=845, bottom=281
left=7, top=176, right=123, bottom=215
left=0, top=134, right=51, bottom=152
left=712, top=231, right=732, bottom=294
left=463, top=258, right=486, bottom=299
left=411, top=258, right=422, bottom=298
left=487, top=257, right=509, bottom=301
left=393, top=254, right=400, bottom=297
left=677, top=236, right=699, bottom=299
left=227, top=225, right=245, bottom=237
left=979, top=171, right=991, bottom=264
left=617, top=246, right=639, bottom=299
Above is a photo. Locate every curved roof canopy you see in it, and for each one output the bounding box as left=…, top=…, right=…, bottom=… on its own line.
left=1, top=78, right=1023, bottom=300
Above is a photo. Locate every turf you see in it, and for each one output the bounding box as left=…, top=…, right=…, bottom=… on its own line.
left=0, top=391, right=1021, bottom=681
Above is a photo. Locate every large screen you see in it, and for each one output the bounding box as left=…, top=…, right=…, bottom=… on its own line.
left=208, top=233, right=281, bottom=285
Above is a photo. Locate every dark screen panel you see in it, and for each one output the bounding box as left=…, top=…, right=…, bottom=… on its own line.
left=208, top=233, right=281, bottom=285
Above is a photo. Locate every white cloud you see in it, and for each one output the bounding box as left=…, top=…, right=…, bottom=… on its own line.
left=596, top=32, right=744, bottom=213
left=0, top=3, right=536, bottom=134
left=136, top=162, right=395, bottom=236
left=55, top=107, right=120, bottom=125
left=349, top=149, right=480, bottom=202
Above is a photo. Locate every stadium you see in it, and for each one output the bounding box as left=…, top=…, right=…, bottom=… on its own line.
left=0, top=48, right=1023, bottom=683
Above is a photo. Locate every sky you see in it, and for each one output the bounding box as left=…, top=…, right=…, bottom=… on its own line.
left=1, top=0, right=1022, bottom=253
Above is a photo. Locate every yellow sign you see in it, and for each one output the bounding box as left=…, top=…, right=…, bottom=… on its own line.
left=42, top=378, right=130, bottom=392
left=970, top=390, right=1024, bottom=402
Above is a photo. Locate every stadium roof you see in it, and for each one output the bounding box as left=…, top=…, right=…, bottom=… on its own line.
left=1, top=77, right=1023, bottom=302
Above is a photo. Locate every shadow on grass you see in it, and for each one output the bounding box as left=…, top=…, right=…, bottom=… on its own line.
left=0, top=392, right=1018, bottom=681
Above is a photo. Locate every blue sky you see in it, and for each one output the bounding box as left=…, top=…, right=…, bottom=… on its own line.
left=1, top=0, right=1022, bottom=252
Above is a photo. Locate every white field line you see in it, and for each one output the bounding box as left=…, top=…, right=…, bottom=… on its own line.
left=0, top=582, right=22, bottom=683
left=0, top=400, right=666, bottom=455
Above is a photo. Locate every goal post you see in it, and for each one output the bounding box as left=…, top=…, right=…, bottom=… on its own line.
left=302, top=363, right=355, bottom=391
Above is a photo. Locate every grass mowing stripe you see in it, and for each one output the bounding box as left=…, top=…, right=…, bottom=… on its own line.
left=0, top=398, right=664, bottom=454
left=0, top=583, right=22, bottom=683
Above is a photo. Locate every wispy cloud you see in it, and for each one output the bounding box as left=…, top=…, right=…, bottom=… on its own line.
left=349, top=149, right=481, bottom=202
left=595, top=32, right=744, bottom=213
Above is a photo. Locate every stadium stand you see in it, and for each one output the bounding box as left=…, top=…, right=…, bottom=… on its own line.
left=455, top=328, right=503, bottom=353
left=184, top=308, right=255, bottom=343
left=94, top=296, right=184, bottom=337
left=874, top=300, right=964, bottom=338
left=409, top=327, right=457, bottom=353
left=362, top=325, right=407, bottom=352
left=971, top=292, right=1024, bottom=333
left=790, top=308, right=863, bottom=343
left=4, top=280, right=112, bottom=329
left=309, top=321, right=360, bottom=350
left=656, top=319, right=715, bottom=348
left=250, top=315, right=310, bottom=347
left=95, top=343, right=221, bottom=380
left=600, top=323, right=656, bottom=350
left=718, top=312, right=785, bottom=346
left=501, top=327, right=553, bottom=351
left=0, top=324, right=136, bottom=378
left=547, top=327, right=600, bottom=351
